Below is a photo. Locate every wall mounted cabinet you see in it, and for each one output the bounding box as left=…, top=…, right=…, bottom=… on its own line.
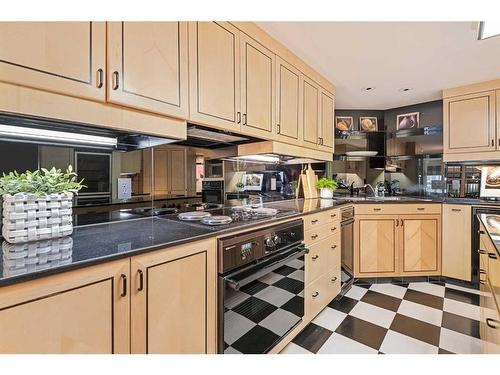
left=107, top=22, right=188, bottom=118
left=276, top=57, right=301, bottom=143
left=0, top=22, right=106, bottom=101
left=153, top=148, right=187, bottom=196
left=443, top=79, right=500, bottom=162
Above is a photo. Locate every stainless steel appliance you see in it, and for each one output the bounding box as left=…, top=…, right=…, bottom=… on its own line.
left=340, top=205, right=354, bottom=293
left=204, top=159, right=224, bottom=179
left=218, top=219, right=307, bottom=354
left=202, top=180, right=224, bottom=204
left=472, top=206, right=500, bottom=285
left=75, top=151, right=112, bottom=205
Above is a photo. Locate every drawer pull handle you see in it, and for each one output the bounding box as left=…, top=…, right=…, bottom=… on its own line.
left=486, top=318, right=499, bottom=329
left=312, top=291, right=320, bottom=298
left=478, top=230, right=485, bottom=235
left=451, top=208, right=462, bottom=212
left=137, top=269, right=144, bottom=292
left=237, top=112, right=241, bottom=124
left=373, top=208, right=381, bottom=211
left=120, top=274, right=127, bottom=297
left=331, top=214, right=337, bottom=218
left=488, top=252, right=498, bottom=259
left=331, top=227, right=337, bottom=232
left=417, top=207, right=425, bottom=211
left=331, top=277, right=337, bottom=283
left=312, top=255, right=319, bottom=260
left=478, top=249, right=488, bottom=255
left=311, top=219, right=319, bottom=224
left=479, top=269, right=487, bottom=284
left=331, top=245, right=337, bottom=249
left=311, top=234, right=318, bottom=239
left=96, top=68, right=104, bottom=88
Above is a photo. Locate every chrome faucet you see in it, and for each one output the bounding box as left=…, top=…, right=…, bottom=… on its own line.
left=364, top=184, right=376, bottom=197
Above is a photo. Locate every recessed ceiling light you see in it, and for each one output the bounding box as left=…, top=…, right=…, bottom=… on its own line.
left=398, top=88, right=413, bottom=92
left=362, top=87, right=375, bottom=92
left=478, top=21, right=500, bottom=40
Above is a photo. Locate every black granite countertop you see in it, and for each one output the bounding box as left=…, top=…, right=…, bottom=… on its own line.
left=477, top=213, right=500, bottom=256
left=0, top=195, right=471, bottom=288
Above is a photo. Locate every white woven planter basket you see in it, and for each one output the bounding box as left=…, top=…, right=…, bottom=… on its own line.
left=2, top=192, right=73, bottom=244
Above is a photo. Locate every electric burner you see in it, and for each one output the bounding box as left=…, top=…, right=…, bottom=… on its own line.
left=178, top=211, right=212, bottom=221
left=200, top=215, right=233, bottom=226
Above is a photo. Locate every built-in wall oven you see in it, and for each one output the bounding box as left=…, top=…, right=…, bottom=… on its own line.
left=218, top=220, right=307, bottom=354
left=202, top=180, right=224, bottom=204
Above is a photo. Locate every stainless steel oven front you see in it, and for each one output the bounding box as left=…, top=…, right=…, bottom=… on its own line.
left=217, top=220, right=307, bottom=354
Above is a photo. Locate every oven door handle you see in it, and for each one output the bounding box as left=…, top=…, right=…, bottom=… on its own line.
left=341, top=218, right=355, bottom=226
left=224, top=246, right=309, bottom=291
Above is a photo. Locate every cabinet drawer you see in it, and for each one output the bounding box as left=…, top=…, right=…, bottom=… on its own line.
left=303, top=209, right=340, bottom=231
left=305, top=268, right=341, bottom=321
left=305, top=233, right=341, bottom=285
left=355, top=203, right=441, bottom=215
left=480, top=281, right=500, bottom=353
left=305, top=221, right=340, bottom=245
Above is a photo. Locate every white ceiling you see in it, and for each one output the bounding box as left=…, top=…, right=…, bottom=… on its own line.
left=257, top=22, right=500, bottom=109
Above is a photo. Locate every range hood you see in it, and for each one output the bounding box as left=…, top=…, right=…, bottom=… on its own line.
left=0, top=113, right=179, bottom=151
left=233, top=141, right=333, bottom=164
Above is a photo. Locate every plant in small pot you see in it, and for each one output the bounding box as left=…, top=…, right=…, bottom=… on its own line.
left=0, top=166, right=85, bottom=244
left=315, top=177, right=338, bottom=199
left=235, top=182, right=245, bottom=192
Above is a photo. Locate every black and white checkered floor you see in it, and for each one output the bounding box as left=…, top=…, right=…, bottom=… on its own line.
left=282, top=281, right=499, bottom=354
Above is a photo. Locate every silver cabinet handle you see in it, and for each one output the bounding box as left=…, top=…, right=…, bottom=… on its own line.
left=242, top=113, right=247, bottom=125
left=373, top=208, right=381, bottom=211
left=96, top=68, right=104, bottom=88
left=331, top=276, right=337, bottom=283
left=312, top=291, right=319, bottom=298
left=417, top=207, right=425, bottom=211
left=331, top=245, right=337, bottom=250
left=311, top=234, right=318, bottom=239
left=312, top=255, right=319, bottom=260
left=277, top=124, right=281, bottom=134
left=237, top=112, right=241, bottom=124
left=112, top=71, right=119, bottom=90
left=331, top=227, right=337, bottom=232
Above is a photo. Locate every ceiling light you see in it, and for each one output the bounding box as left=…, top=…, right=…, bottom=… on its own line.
left=0, top=124, right=117, bottom=147
left=232, top=154, right=281, bottom=163
left=478, top=21, right=500, bottom=40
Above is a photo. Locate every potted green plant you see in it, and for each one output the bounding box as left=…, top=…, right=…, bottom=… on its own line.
left=235, top=182, right=245, bottom=192
left=0, top=166, right=85, bottom=244
left=315, top=177, right=338, bottom=199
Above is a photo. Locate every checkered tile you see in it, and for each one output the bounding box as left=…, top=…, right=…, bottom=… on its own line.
left=224, top=256, right=305, bottom=354
left=282, top=280, right=500, bottom=354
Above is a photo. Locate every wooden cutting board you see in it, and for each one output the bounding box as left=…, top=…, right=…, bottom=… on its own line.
left=305, top=163, right=318, bottom=199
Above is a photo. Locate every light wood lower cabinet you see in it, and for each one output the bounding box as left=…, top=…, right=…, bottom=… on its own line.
left=130, top=238, right=217, bottom=354
left=356, top=216, right=398, bottom=276
left=354, top=209, right=441, bottom=277
left=442, top=204, right=472, bottom=281
left=0, top=259, right=130, bottom=354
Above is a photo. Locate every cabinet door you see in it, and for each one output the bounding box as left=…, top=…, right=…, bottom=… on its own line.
left=240, top=33, right=275, bottom=139
left=301, top=75, right=320, bottom=148
left=444, top=91, right=496, bottom=153
left=188, top=22, right=241, bottom=131
left=107, top=22, right=188, bottom=118
left=355, top=216, right=397, bottom=275
left=276, top=57, right=300, bottom=143
left=442, top=204, right=471, bottom=281
left=130, top=239, right=217, bottom=354
left=0, top=22, right=105, bottom=101
left=154, top=149, right=169, bottom=194
left=401, top=215, right=440, bottom=274
left=319, top=89, right=334, bottom=152
left=168, top=149, right=187, bottom=195
left=0, top=259, right=129, bottom=354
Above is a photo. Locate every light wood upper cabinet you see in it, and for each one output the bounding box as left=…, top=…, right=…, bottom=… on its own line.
left=189, top=22, right=241, bottom=131
left=319, top=89, right=334, bottom=153
left=0, top=22, right=106, bottom=101
left=301, top=75, right=321, bottom=148
left=276, top=57, right=301, bottom=143
left=356, top=216, right=397, bottom=275
left=0, top=259, right=130, bottom=354
left=240, top=33, right=276, bottom=138
left=444, top=90, right=496, bottom=154
left=107, top=22, right=188, bottom=118
left=400, top=215, right=440, bottom=274
left=130, top=239, right=217, bottom=354
left=153, top=147, right=187, bottom=196
left=442, top=204, right=471, bottom=281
